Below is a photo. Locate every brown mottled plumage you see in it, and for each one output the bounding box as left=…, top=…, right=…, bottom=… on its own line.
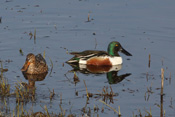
left=21, top=53, right=48, bottom=74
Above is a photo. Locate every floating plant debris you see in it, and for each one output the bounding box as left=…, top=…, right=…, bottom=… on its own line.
left=85, top=13, right=94, bottom=22
left=34, top=29, right=36, bottom=44
left=29, top=32, right=33, bottom=39
left=19, top=48, right=24, bottom=56
left=0, top=17, right=2, bottom=23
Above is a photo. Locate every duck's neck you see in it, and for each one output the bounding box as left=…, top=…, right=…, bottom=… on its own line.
left=108, top=46, right=119, bottom=56
left=108, top=48, right=115, bottom=56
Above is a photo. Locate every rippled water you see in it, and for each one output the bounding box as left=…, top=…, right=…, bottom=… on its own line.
left=0, top=0, right=175, bottom=116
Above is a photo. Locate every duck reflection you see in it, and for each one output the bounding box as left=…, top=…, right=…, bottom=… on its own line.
left=22, top=72, right=47, bottom=90
left=67, top=63, right=131, bottom=84
left=107, top=71, right=131, bottom=84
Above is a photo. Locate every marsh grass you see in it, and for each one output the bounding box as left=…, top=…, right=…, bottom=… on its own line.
left=0, top=62, right=10, bottom=97
left=132, top=108, right=152, bottom=117
left=48, top=88, right=55, bottom=101
left=14, top=81, right=35, bottom=103
left=85, top=85, right=118, bottom=103
left=98, top=86, right=117, bottom=103
left=144, top=83, right=154, bottom=101
left=0, top=77, right=10, bottom=96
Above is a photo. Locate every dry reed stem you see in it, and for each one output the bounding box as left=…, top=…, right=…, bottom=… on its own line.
left=99, top=100, right=119, bottom=115
left=88, top=13, right=90, bottom=22
left=44, top=105, right=50, bottom=117
left=161, top=68, right=164, bottom=96
left=148, top=54, right=151, bottom=68
left=83, top=80, right=89, bottom=99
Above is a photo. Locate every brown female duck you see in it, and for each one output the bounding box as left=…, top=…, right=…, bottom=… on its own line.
left=21, top=53, right=48, bottom=74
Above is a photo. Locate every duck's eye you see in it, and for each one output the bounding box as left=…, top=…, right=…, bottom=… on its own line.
left=26, top=57, right=30, bottom=61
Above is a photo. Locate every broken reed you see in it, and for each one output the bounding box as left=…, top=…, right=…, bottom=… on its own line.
left=160, top=68, right=165, bottom=117
left=34, top=29, right=36, bottom=44
left=148, top=54, right=151, bottom=68
left=88, top=13, right=90, bottom=22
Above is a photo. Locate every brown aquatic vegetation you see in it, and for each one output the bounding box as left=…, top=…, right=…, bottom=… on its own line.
left=0, top=77, right=10, bottom=97
left=15, top=80, right=36, bottom=103
left=0, top=62, right=10, bottom=97
left=83, top=80, right=118, bottom=103
left=29, top=32, right=33, bottom=39
left=95, top=86, right=118, bottom=103
left=49, top=88, right=55, bottom=101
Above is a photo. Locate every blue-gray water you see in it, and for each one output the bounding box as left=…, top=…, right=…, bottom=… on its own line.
left=0, top=0, right=175, bottom=116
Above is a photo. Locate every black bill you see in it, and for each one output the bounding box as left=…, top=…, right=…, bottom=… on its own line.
left=120, top=47, right=132, bottom=56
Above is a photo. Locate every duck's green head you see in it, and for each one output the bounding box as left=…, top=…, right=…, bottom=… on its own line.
left=107, top=41, right=132, bottom=56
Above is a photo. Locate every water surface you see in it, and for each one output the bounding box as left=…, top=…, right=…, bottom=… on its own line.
left=0, top=0, right=175, bottom=116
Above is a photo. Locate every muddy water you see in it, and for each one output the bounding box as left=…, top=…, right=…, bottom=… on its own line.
left=0, top=0, right=175, bottom=116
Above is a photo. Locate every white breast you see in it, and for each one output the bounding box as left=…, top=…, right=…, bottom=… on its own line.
left=109, top=57, right=122, bottom=65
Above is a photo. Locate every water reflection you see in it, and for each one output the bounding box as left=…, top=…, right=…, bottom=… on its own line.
left=107, top=71, right=131, bottom=84
left=22, top=72, right=47, bottom=90
left=67, top=63, right=131, bottom=84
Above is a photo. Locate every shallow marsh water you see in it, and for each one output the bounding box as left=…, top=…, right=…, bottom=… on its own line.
left=0, top=0, right=175, bottom=116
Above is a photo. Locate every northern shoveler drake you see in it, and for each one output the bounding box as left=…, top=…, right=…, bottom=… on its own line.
left=21, top=53, right=48, bottom=74
left=66, top=41, right=132, bottom=66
